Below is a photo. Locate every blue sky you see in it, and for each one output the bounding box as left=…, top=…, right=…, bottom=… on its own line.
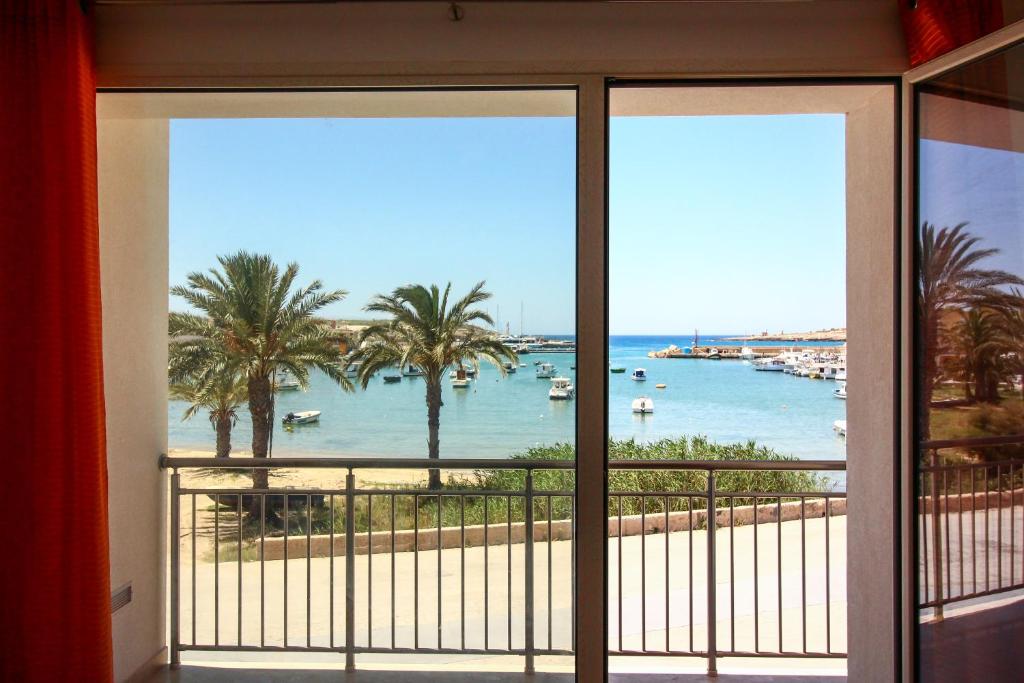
left=919, top=139, right=1024, bottom=280
left=170, top=113, right=847, bottom=335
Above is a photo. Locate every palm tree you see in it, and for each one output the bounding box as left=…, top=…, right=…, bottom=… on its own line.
left=917, top=222, right=1022, bottom=440
left=946, top=308, right=1008, bottom=403
left=349, top=282, right=517, bottom=489
left=169, top=364, right=247, bottom=458
left=169, top=251, right=352, bottom=490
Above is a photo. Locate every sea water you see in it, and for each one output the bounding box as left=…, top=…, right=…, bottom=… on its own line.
left=167, top=335, right=846, bottom=462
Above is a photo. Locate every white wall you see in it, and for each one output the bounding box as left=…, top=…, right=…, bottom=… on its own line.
left=846, top=87, right=898, bottom=683
left=98, top=118, right=169, bottom=682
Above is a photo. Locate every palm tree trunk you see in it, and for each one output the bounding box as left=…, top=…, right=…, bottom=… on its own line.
left=920, top=314, right=939, bottom=444
left=249, top=373, right=273, bottom=489
left=215, top=414, right=232, bottom=458
left=426, top=378, right=443, bottom=490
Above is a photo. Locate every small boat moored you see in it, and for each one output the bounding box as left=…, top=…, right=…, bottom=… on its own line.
left=632, top=397, right=655, bottom=414
left=739, top=346, right=756, bottom=360
left=276, top=376, right=301, bottom=391
left=610, top=366, right=626, bottom=374
left=833, top=381, right=847, bottom=400
left=631, top=368, right=648, bottom=381
left=833, top=419, right=847, bottom=437
left=401, top=364, right=424, bottom=377
left=549, top=377, right=575, bottom=400
left=383, top=375, right=402, bottom=384
left=451, top=368, right=471, bottom=388
left=706, top=348, right=722, bottom=360
left=536, top=362, right=557, bottom=379
left=282, top=410, right=320, bottom=425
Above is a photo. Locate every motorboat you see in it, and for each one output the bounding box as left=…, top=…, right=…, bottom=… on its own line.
left=833, top=419, right=847, bottom=437
left=754, top=358, right=786, bottom=372
left=536, top=362, right=557, bottom=379
left=632, top=397, right=654, bottom=414
left=502, top=361, right=517, bottom=373
left=342, top=361, right=361, bottom=379
left=833, top=381, right=847, bottom=399
left=282, top=410, right=320, bottom=425
left=610, top=366, right=626, bottom=374
left=276, top=376, right=301, bottom=391
left=549, top=377, right=575, bottom=400
left=401, top=364, right=424, bottom=377
left=739, top=346, right=756, bottom=360
left=631, top=368, right=648, bottom=381
left=706, top=348, right=722, bottom=360
left=383, top=375, right=401, bottom=384
left=835, top=368, right=847, bottom=382
left=451, top=368, right=470, bottom=388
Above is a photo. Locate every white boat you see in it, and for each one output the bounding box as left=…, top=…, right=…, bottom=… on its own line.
left=739, top=346, right=756, bottom=360
left=536, top=362, right=557, bottom=379
left=833, top=381, right=847, bottom=400
left=833, top=419, right=847, bottom=436
left=451, top=368, right=470, bottom=388
left=282, top=410, right=320, bottom=425
left=631, top=368, right=648, bottom=381
left=754, top=358, right=786, bottom=372
left=401, top=364, right=424, bottom=377
left=631, top=397, right=655, bottom=414
left=502, top=361, right=517, bottom=373
left=835, top=368, right=847, bottom=382
left=706, top=348, right=722, bottom=360
left=342, top=361, right=362, bottom=379
left=549, top=377, right=575, bottom=400
left=276, top=376, right=301, bottom=391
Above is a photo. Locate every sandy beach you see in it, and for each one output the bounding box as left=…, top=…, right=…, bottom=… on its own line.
left=167, top=449, right=431, bottom=488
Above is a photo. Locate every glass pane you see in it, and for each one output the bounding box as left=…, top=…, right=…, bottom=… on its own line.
left=915, top=41, right=1024, bottom=681
left=608, top=85, right=853, bottom=676
left=155, top=89, right=577, bottom=674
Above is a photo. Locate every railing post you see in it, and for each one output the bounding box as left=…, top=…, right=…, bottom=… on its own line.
left=345, top=468, right=356, bottom=671
left=524, top=469, right=535, bottom=675
left=170, top=469, right=181, bottom=669
left=706, top=469, right=717, bottom=677
left=929, top=450, right=944, bottom=621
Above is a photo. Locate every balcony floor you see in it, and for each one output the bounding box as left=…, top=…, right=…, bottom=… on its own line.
left=149, top=666, right=842, bottom=682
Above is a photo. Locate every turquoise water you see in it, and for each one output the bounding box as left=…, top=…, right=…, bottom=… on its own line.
left=167, top=335, right=846, bottom=462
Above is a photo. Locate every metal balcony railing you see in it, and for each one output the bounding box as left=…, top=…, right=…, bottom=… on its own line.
left=162, top=456, right=847, bottom=675
left=918, top=436, right=1024, bottom=618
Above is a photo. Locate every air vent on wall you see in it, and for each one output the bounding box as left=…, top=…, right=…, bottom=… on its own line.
left=111, top=582, right=132, bottom=613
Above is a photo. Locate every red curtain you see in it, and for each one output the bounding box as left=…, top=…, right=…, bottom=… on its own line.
left=0, top=1, right=113, bottom=681
left=899, top=0, right=1006, bottom=68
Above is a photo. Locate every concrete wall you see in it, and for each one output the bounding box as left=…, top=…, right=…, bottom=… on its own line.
left=98, top=119, right=169, bottom=682
left=93, top=0, right=907, bottom=84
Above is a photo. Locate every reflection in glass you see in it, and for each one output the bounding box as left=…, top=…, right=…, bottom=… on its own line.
left=915, top=41, right=1024, bottom=682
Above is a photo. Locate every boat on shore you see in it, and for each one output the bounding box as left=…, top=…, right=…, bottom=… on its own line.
left=282, top=410, right=320, bottom=425
left=549, top=377, right=575, bottom=400
left=632, top=397, right=654, bottom=414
